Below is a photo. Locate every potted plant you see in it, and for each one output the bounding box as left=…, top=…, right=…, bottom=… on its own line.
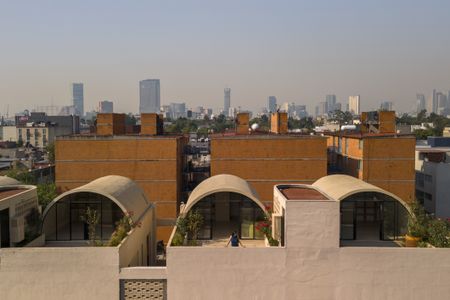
left=405, top=201, right=428, bottom=247
left=256, top=205, right=279, bottom=247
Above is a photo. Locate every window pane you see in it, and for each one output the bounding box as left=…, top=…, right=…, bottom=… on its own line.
left=56, top=202, right=70, bottom=240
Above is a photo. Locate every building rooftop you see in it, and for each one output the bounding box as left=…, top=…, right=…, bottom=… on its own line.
left=325, top=132, right=414, bottom=139
left=210, top=133, right=325, bottom=140
left=56, top=134, right=184, bottom=141
left=278, top=186, right=329, bottom=201
left=0, top=188, right=27, bottom=201
left=416, top=146, right=450, bottom=153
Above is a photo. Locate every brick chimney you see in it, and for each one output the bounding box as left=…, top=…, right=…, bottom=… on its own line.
left=96, top=113, right=126, bottom=135
left=236, top=112, right=250, bottom=135
left=141, top=113, right=164, bottom=135
left=270, top=112, right=288, bottom=134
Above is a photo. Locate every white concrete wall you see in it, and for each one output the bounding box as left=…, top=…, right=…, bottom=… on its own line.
left=0, top=247, right=120, bottom=300
left=285, top=200, right=340, bottom=249
left=166, top=246, right=450, bottom=300
left=119, top=207, right=156, bottom=268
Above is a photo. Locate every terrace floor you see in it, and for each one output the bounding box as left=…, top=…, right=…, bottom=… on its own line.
left=199, top=221, right=265, bottom=248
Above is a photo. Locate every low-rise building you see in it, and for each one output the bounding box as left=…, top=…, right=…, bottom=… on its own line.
left=15, top=112, right=80, bottom=148
left=0, top=126, right=17, bottom=142
left=326, top=111, right=416, bottom=203
left=55, top=113, right=186, bottom=242
left=0, top=176, right=39, bottom=248
left=1, top=174, right=450, bottom=300
left=415, top=137, right=450, bottom=218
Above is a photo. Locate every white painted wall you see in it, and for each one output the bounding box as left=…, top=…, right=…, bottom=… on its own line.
left=166, top=246, right=450, bottom=300
left=0, top=247, right=120, bottom=300
left=119, top=207, right=156, bottom=267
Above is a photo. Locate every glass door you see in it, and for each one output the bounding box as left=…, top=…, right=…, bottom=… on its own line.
left=381, top=201, right=396, bottom=240
left=340, top=202, right=355, bottom=240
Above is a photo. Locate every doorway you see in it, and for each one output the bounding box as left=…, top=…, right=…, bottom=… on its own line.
left=0, top=208, right=10, bottom=247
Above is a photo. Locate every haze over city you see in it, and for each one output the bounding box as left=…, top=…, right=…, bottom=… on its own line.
left=1, top=0, right=449, bottom=114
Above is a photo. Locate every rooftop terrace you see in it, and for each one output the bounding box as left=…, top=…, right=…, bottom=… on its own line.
left=279, top=186, right=329, bottom=201
left=0, top=188, right=27, bottom=201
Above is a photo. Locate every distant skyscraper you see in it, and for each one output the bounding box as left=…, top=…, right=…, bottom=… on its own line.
left=380, top=101, right=393, bottom=111
left=436, top=92, right=448, bottom=115
left=348, top=95, right=360, bottom=115
left=72, top=83, right=84, bottom=116
left=98, top=100, right=113, bottom=113
left=448, top=91, right=450, bottom=109
left=428, top=89, right=438, bottom=114
left=416, top=94, right=426, bottom=113
left=316, top=102, right=327, bottom=117
left=170, top=102, right=186, bottom=119
left=140, top=79, right=160, bottom=113
left=268, top=96, right=277, bottom=113
left=224, top=88, right=231, bottom=117
left=325, top=95, right=337, bottom=113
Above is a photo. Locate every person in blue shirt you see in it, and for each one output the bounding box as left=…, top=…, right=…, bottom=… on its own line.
left=226, top=231, right=245, bottom=247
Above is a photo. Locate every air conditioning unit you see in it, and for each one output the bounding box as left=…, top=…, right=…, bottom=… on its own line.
left=10, top=216, right=25, bottom=243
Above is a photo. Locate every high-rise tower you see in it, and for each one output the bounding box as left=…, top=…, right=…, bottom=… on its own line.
left=140, top=79, right=160, bottom=113
left=224, top=88, right=231, bottom=116
left=416, top=94, right=426, bottom=113
left=268, top=96, right=277, bottom=113
left=72, top=83, right=84, bottom=116
left=348, top=95, right=360, bottom=115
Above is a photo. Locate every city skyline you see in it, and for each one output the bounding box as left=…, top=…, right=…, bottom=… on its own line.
left=1, top=1, right=450, bottom=115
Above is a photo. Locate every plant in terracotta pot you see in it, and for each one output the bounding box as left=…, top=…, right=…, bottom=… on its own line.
left=405, top=200, right=428, bottom=247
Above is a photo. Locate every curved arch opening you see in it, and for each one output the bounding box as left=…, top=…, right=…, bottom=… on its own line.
left=340, top=192, right=409, bottom=243
left=42, top=192, right=125, bottom=242
left=186, top=192, right=266, bottom=241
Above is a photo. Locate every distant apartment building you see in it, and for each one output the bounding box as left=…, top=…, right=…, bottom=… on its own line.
left=15, top=112, right=79, bottom=148
left=0, top=126, right=17, bottom=142
left=415, top=137, right=450, bottom=218
left=267, top=96, right=277, bottom=112
left=416, top=94, right=426, bottom=113
left=98, top=100, right=114, bottom=113
left=224, top=88, right=231, bottom=117
left=72, top=83, right=84, bottom=116
left=139, top=79, right=160, bottom=113
left=348, top=95, right=360, bottom=115
left=210, top=112, right=327, bottom=203
left=327, top=111, right=415, bottom=203
left=55, top=113, right=185, bottom=241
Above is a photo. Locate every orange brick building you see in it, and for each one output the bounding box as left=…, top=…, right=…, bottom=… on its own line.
left=55, top=113, right=186, bottom=241
left=210, top=134, right=328, bottom=203
left=327, top=133, right=415, bottom=203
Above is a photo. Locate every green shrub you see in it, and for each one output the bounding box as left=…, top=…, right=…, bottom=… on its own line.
left=407, top=200, right=428, bottom=238
left=107, top=212, right=137, bottom=247
left=427, top=219, right=449, bottom=248
left=171, top=232, right=184, bottom=246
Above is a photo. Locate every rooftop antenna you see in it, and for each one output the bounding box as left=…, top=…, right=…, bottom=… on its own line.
left=6, top=104, right=9, bottom=118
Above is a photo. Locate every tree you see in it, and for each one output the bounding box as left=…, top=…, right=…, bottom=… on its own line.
left=45, top=143, right=55, bottom=164
left=37, top=183, right=58, bottom=209
left=186, top=210, right=203, bottom=241
left=81, top=207, right=100, bottom=246
left=6, top=169, right=34, bottom=184
left=125, top=113, right=137, bottom=126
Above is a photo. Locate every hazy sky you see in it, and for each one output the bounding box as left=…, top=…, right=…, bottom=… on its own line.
left=1, top=0, right=450, bottom=115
